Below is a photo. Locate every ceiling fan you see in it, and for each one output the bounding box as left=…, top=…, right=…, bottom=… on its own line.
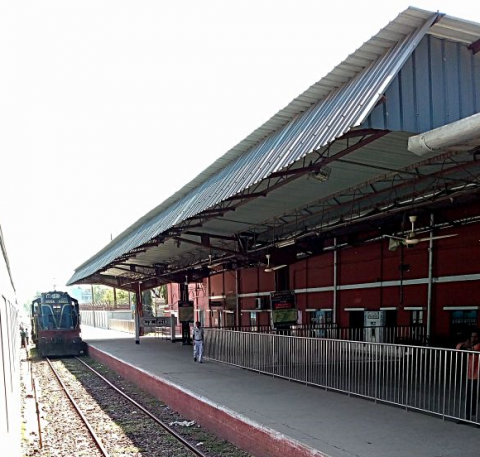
left=264, top=254, right=287, bottom=273
left=385, top=215, right=457, bottom=251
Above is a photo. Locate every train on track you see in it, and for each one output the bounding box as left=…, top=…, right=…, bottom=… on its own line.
left=0, top=223, right=20, bottom=455
left=31, top=290, right=86, bottom=357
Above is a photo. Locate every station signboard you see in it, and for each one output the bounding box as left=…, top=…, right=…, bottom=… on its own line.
left=271, top=290, right=296, bottom=326
left=141, top=316, right=177, bottom=327
left=178, top=300, right=194, bottom=323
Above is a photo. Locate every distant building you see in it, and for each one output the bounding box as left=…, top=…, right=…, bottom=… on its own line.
left=68, top=286, right=92, bottom=304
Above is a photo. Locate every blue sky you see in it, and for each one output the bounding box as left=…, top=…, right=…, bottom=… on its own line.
left=0, top=0, right=479, bottom=306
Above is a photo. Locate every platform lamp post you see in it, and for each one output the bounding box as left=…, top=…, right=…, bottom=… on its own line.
left=426, top=213, right=434, bottom=346
left=333, top=237, right=338, bottom=325
left=235, top=268, right=240, bottom=328
left=91, top=284, right=96, bottom=328
left=110, top=234, right=117, bottom=309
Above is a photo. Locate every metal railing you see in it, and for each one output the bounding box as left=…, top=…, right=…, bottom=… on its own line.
left=204, top=329, right=480, bottom=425
left=220, top=324, right=427, bottom=346
left=108, top=319, right=179, bottom=340
left=80, top=303, right=131, bottom=310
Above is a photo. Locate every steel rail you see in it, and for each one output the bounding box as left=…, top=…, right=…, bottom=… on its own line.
left=74, top=356, right=211, bottom=457
left=46, top=358, right=110, bottom=457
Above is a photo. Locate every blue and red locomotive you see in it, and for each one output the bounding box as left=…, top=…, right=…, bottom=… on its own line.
left=31, top=290, right=86, bottom=356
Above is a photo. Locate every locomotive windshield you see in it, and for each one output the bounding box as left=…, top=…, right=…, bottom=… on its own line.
left=31, top=291, right=79, bottom=330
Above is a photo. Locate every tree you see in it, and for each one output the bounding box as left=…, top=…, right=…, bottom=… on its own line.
left=142, top=290, right=153, bottom=317
left=22, top=301, right=31, bottom=317
left=151, top=285, right=168, bottom=302
left=103, top=288, right=114, bottom=305
left=115, top=289, right=130, bottom=304
left=91, top=285, right=106, bottom=304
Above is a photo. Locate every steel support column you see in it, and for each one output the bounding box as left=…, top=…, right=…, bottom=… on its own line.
left=235, top=269, right=240, bottom=327
left=426, top=213, right=434, bottom=345
left=333, top=237, right=338, bottom=324
left=135, top=281, right=144, bottom=344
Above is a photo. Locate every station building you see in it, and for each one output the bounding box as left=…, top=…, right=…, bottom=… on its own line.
left=69, top=7, right=480, bottom=348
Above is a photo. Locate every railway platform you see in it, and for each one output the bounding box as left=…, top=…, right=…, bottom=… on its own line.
left=81, top=325, right=480, bottom=457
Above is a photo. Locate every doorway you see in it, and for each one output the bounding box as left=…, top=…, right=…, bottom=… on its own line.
left=348, top=311, right=364, bottom=341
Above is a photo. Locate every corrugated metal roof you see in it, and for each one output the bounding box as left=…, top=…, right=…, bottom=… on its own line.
left=68, top=7, right=480, bottom=285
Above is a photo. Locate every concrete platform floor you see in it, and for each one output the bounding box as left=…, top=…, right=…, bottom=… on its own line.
left=81, top=326, right=480, bottom=457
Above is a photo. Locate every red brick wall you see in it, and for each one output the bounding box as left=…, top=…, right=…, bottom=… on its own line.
left=166, top=208, right=480, bottom=341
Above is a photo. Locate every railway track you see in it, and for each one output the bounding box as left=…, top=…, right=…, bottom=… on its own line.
left=45, top=357, right=249, bottom=457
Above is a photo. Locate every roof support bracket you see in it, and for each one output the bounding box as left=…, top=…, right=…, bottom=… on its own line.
left=468, top=38, right=480, bottom=55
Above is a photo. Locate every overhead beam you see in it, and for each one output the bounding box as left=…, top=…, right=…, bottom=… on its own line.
left=117, top=263, right=158, bottom=274
left=183, top=209, right=232, bottom=222
left=268, top=130, right=389, bottom=178
left=113, top=265, right=158, bottom=279
left=165, top=223, right=203, bottom=235
left=173, top=236, right=241, bottom=256
left=224, top=191, right=267, bottom=201
left=185, top=231, right=235, bottom=241
left=70, top=273, right=138, bottom=291
left=138, top=276, right=171, bottom=290
left=194, top=208, right=234, bottom=216
left=268, top=163, right=332, bottom=178
left=259, top=151, right=480, bottom=240
left=72, top=271, right=172, bottom=292
left=337, top=128, right=383, bottom=139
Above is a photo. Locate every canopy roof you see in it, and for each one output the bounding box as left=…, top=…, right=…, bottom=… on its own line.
left=68, top=7, right=480, bottom=291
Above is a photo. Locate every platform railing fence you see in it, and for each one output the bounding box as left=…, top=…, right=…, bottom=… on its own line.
left=220, top=323, right=427, bottom=346
left=204, top=329, right=480, bottom=425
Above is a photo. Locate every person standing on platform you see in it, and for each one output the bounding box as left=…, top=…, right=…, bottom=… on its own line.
left=456, top=330, right=480, bottom=421
left=192, top=321, right=204, bottom=363
left=20, top=327, right=26, bottom=348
